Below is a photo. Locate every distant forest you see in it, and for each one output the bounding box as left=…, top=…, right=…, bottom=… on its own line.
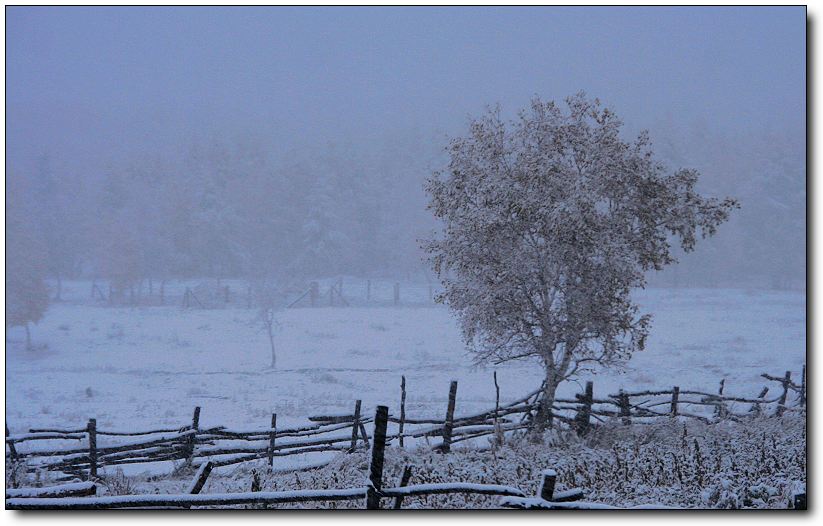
left=7, top=123, right=804, bottom=292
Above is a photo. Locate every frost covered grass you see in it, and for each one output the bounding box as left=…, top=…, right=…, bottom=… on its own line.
left=80, top=413, right=804, bottom=509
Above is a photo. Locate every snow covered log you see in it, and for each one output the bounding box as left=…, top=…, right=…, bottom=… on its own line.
left=380, top=482, right=525, bottom=498
left=6, top=481, right=97, bottom=499
left=5, top=488, right=368, bottom=510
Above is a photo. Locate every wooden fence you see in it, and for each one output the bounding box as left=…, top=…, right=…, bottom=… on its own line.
left=6, top=366, right=806, bottom=483
left=5, top=406, right=807, bottom=509
left=6, top=407, right=594, bottom=509
left=68, top=277, right=439, bottom=309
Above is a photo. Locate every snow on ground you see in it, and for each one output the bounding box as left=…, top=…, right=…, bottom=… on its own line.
left=5, top=283, right=805, bottom=475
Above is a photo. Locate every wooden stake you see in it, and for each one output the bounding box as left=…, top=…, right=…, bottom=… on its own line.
left=365, top=405, right=389, bottom=509
left=750, top=386, right=769, bottom=414
left=575, top=382, right=594, bottom=436
left=310, top=282, right=319, bottom=307
left=393, top=465, right=413, bottom=509
left=539, top=469, right=557, bottom=501
left=777, top=371, right=792, bottom=417
left=87, top=418, right=97, bottom=480
left=714, top=379, right=727, bottom=418
left=268, top=414, right=277, bottom=468
left=618, top=390, right=631, bottom=425
left=800, top=364, right=806, bottom=407
left=441, top=381, right=458, bottom=453
left=671, top=386, right=680, bottom=416
left=493, top=371, right=500, bottom=428
left=6, top=423, right=18, bottom=460
left=399, top=376, right=406, bottom=448
left=349, top=400, right=362, bottom=452
left=187, top=407, right=200, bottom=463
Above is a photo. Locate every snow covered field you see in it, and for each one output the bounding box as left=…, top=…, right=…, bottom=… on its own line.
left=6, top=284, right=805, bottom=442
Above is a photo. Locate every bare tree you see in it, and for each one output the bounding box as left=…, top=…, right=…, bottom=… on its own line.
left=262, top=306, right=278, bottom=370
left=255, top=279, right=286, bottom=370
left=424, top=93, right=738, bottom=437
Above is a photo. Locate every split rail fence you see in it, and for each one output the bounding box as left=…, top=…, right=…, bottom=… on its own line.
left=6, top=404, right=807, bottom=510
left=6, top=366, right=806, bottom=486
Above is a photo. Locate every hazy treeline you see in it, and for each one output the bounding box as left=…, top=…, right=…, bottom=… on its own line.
left=6, top=122, right=804, bottom=294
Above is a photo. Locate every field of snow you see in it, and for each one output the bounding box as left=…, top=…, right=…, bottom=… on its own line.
left=5, top=282, right=805, bottom=476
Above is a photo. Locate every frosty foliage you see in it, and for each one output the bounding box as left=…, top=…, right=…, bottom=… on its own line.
left=104, top=414, right=803, bottom=509
left=425, top=93, right=738, bottom=429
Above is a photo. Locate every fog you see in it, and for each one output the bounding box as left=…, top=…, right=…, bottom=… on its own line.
left=6, top=6, right=806, bottom=289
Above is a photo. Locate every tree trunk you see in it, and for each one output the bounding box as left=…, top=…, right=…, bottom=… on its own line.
left=24, top=323, right=32, bottom=351
left=267, top=327, right=276, bottom=369
left=54, top=274, right=62, bottom=301
left=530, top=370, right=560, bottom=441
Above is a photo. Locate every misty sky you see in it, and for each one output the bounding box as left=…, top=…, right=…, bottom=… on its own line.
left=6, top=6, right=805, bottom=175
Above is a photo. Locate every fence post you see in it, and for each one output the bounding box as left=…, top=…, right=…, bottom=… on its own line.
left=393, top=283, right=400, bottom=306
left=713, top=379, right=727, bottom=418
left=393, top=465, right=413, bottom=509
left=800, top=364, right=806, bottom=408
left=399, top=376, right=406, bottom=448
left=493, top=371, right=501, bottom=428
left=187, top=407, right=200, bottom=464
left=671, top=386, right=680, bottom=417
left=366, top=405, right=389, bottom=509
left=366, top=280, right=371, bottom=301
left=224, top=285, right=230, bottom=304
left=350, top=400, right=362, bottom=452
left=441, top=380, right=458, bottom=453
left=575, top=382, right=594, bottom=436
left=618, top=390, right=631, bottom=425
left=777, top=371, right=792, bottom=417
left=87, top=418, right=97, bottom=480
left=750, top=386, right=769, bottom=415
left=539, top=469, right=557, bottom=501
left=268, top=413, right=277, bottom=469
left=310, top=282, right=319, bottom=307
left=6, top=423, right=17, bottom=460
